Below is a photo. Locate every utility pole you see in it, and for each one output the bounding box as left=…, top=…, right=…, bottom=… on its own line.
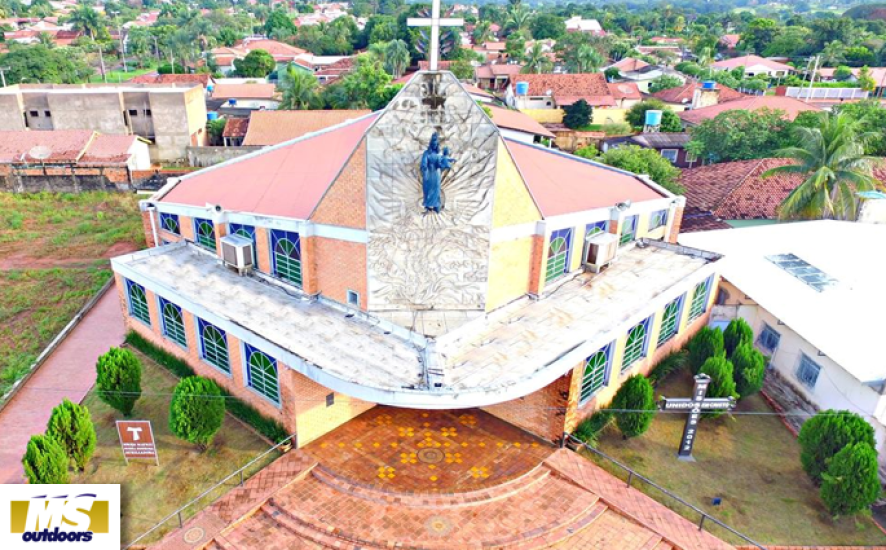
left=805, top=55, right=819, bottom=104
left=118, top=23, right=127, bottom=73
left=98, top=44, right=107, bottom=83
left=0, top=67, right=9, bottom=88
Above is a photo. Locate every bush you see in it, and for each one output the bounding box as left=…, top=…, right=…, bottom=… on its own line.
left=95, top=347, right=142, bottom=416
left=685, top=326, right=724, bottom=374
left=598, top=144, right=684, bottom=195
left=169, top=376, right=226, bottom=450
left=573, top=410, right=612, bottom=446
left=46, top=398, right=96, bottom=472
left=610, top=375, right=656, bottom=438
left=574, top=145, right=599, bottom=159
left=699, top=354, right=738, bottom=417
left=563, top=99, right=592, bottom=129
left=648, top=351, right=688, bottom=385
left=723, top=318, right=753, bottom=357
left=22, top=434, right=69, bottom=484
left=820, top=442, right=881, bottom=517
left=157, top=62, right=186, bottom=74
left=124, top=332, right=288, bottom=443
left=799, top=410, right=876, bottom=483
left=731, top=343, right=766, bottom=398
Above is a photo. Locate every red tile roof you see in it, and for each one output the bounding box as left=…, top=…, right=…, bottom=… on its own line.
left=0, top=130, right=135, bottom=165
left=679, top=207, right=733, bottom=233
left=487, top=106, right=555, bottom=138
left=160, top=114, right=377, bottom=219
left=242, top=110, right=372, bottom=146
left=512, top=73, right=615, bottom=107
left=212, top=83, right=278, bottom=100
left=418, top=60, right=451, bottom=71
left=222, top=118, right=250, bottom=139
left=130, top=73, right=213, bottom=87
left=720, top=34, right=741, bottom=49
left=651, top=82, right=745, bottom=105
left=506, top=140, right=666, bottom=217
left=79, top=134, right=138, bottom=164
left=609, top=57, right=649, bottom=72
left=474, top=63, right=523, bottom=79
left=607, top=82, right=641, bottom=101
left=679, top=96, right=821, bottom=125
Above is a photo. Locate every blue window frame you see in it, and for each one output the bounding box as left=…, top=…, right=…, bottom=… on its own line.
left=585, top=221, right=609, bottom=239
left=545, top=228, right=572, bottom=282
left=796, top=354, right=821, bottom=389
left=244, top=343, right=280, bottom=403
left=649, top=210, right=668, bottom=230
left=194, top=218, right=216, bottom=251
left=757, top=324, right=781, bottom=353
left=229, top=223, right=257, bottom=265
left=270, top=229, right=302, bottom=286
left=622, top=316, right=652, bottom=370
left=159, top=297, right=187, bottom=348
left=658, top=294, right=685, bottom=346
left=620, top=215, right=639, bottom=245
left=197, top=317, right=229, bottom=373
left=159, top=213, right=180, bottom=235
left=580, top=343, right=612, bottom=403
left=126, top=279, right=151, bottom=325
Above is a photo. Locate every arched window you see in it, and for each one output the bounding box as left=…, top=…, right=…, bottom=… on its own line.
left=198, top=318, right=229, bottom=372
left=229, top=223, right=257, bottom=265
left=160, top=213, right=180, bottom=235
left=689, top=276, right=713, bottom=320
left=194, top=218, right=216, bottom=251
left=271, top=230, right=302, bottom=286
left=580, top=344, right=611, bottom=403
left=623, top=317, right=651, bottom=369
left=545, top=228, right=572, bottom=283
left=245, top=344, right=279, bottom=403
left=657, top=295, right=685, bottom=346
left=126, top=279, right=150, bottom=325
left=160, top=297, right=186, bottom=347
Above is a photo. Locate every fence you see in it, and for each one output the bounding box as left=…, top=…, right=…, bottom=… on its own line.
left=122, top=433, right=296, bottom=549
left=565, top=434, right=768, bottom=550
left=784, top=86, right=869, bottom=100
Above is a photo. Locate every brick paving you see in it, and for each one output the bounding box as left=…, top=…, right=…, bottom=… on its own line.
left=0, top=287, right=124, bottom=484
left=148, top=407, right=740, bottom=550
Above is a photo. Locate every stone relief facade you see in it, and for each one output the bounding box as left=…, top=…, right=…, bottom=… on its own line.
left=366, top=72, right=499, bottom=312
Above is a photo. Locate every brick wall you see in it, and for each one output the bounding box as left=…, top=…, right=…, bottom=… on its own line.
left=483, top=372, right=572, bottom=442
left=141, top=211, right=157, bottom=248
left=310, top=141, right=366, bottom=229
left=669, top=206, right=684, bottom=243
left=312, top=237, right=367, bottom=309
left=255, top=227, right=272, bottom=274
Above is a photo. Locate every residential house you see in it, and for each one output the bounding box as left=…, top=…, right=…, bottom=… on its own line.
left=650, top=81, right=746, bottom=112
left=564, top=16, right=604, bottom=35
left=222, top=118, right=249, bottom=147
left=486, top=105, right=555, bottom=144
left=710, top=55, right=794, bottom=79
left=602, top=133, right=695, bottom=168
left=130, top=73, right=215, bottom=90
left=508, top=73, right=641, bottom=125
left=209, top=84, right=280, bottom=116
left=614, top=64, right=685, bottom=93
left=210, top=39, right=308, bottom=75
left=475, top=63, right=523, bottom=91
left=241, top=110, right=371, bottom=146
left=678, top=95, right=821, bottom=126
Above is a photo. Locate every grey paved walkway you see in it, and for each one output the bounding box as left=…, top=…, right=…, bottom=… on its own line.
left=0, top=287, right=124, bottom=483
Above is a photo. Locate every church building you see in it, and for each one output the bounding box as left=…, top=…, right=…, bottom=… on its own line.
left=111, top=71, right=721, bottom=447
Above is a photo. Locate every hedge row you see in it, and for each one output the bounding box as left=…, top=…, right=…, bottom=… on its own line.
left=124, top=331, right=289, bottom=444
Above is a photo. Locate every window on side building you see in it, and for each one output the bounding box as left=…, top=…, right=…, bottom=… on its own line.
left=193, top=218, right=216, bottom=251
left=622, top=316, right=652, bottom=370
left=796, top=354, right=821, bottom=389
left=658, top=294, right=685, bottom=346
left=620, top=215, right=639, bottom=245
left=545, top=228, right=572, bottom=283
left=580, top=343, right=612, bottom=404
left=270, top=229, right=302, bottom=286
left=660, top=149, right=678, bottom=163
left=688, top=276, right=713, bottom=321
left=757, top=324, right=781, bottom=353
left=126, top=279, right=151, bottom=326
left=159, top=297, right=187, bottom=348
left=198, top=318, right=229, bottom=373
left=244, top=343, right=280, bottom=404
left=649, top=209, right=668, bottom=230
left=160, top=213, right=180, bottom=235
left=585, top=221, right=608, bottom=239
left=229, top=223, right=257, bottom=265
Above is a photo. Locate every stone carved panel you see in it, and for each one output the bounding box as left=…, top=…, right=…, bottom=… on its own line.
left=366, top=72, right=499, bottom=311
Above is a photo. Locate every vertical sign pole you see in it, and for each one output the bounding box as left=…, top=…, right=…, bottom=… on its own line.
left=677, top=375, right=711, bottom=462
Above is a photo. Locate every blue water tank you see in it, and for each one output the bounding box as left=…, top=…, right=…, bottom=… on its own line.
left=645, top=109, right=663, bottom=127
left=228, top=99, right=237, bottom=106
left=702, top=80, right=717, bottom=90
left=207, top=111, right=219, bottom=120
left=207, top=84, right=215, bottom=92
left=516, top=81, right=529, bottom=95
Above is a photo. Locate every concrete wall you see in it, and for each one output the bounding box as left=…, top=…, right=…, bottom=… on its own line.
left=0, top=164, right=130, bottom=192
left=186, top=146, right=263, bottom=168
left=150, top=86, right=208, bottom=162
left=46, top=92, right=127, bottom=134
left=0, top=94, right=26, bottom=130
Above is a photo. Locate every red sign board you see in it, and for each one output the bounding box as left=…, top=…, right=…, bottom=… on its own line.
left=116, top=420, right=159, bottom=465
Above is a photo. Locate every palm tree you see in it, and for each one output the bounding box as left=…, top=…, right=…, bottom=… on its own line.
left=820, top=41, right=846, bottom=67
left=570, top=44, right=605, bottom=73
left=473, top=21, right=492, bottom=45
left=505, top=5, right=531, bottom=33
left=384, top=39, right=410, bottom=79
left=764, top=112, right=880, bottom=220
left=522, top=42, right=551, bottom=74
left=278, top=64, right=320, bottom=110
left=66, top=4, right=105, bottom=40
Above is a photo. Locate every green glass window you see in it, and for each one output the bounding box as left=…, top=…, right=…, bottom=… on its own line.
left=160, top=213, right=180, bottom=235
left=194, top=218, right=216, bottom=251
left=689, top=277, right=712, bottom=320
left=649, top=210, right=668, bottom=230
left=622, top=317, right=651, bottom=370
left=657, top=295, right=685, bottom=346
left=160, top=297, right=187, bottom=347
left=198, top=318, right=229, bottom=373
left=580, top=344, right=611, bottom=403
left=245, top=343, right=279, bottom=403
left=271, top=230, right=302, bottom=286
left=585, top=221, right=608, bottom=239
left=545, top=228, right=572, bottom=282
left=126, top=279, right=150, bottom=325
left=620, top=215, right=639, bottom=245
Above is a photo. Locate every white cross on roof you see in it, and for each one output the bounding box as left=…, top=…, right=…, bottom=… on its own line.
left=407, top=0, right=464, bottom=71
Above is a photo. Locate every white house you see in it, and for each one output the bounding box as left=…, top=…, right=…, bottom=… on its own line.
left=710, top=55, right=794, bottom=79
left=680, top=221, right=886, bottom=464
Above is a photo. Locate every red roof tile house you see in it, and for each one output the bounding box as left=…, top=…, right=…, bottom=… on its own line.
left=711, top=54, right=795, bottom=78
left=678, top=95, right=821, bottom=126
left=508, top=73, right=642, bottom=125
left=117, top=71, right=733, bottom=548
left=651, top=81, right=746, bottom=110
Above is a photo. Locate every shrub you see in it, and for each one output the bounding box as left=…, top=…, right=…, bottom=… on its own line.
left=731, top=343, right=766, bottom=398
left=574, top=145, right=599, bottom=159
left=699, top=354, right=738, bottom=417
left=95, top=347, right=142, bottom=416
left=647, top=351, right=687, bottom=386
left=820, top=442, right=881, bottom=517
left=46, top=398, right=96, bottom=471
left=563, top=99, right=592, bottom=129
left=22, top=434, right=69, bottom=484
left=169, top=376, right=226, bottom=450
left=685, top=326, right=724, bottom=374
left=610, top=375, right=656, bottom=438
left=723, top=318, right=753, bottom=357
left=799, top=410, right=876, bottom=483
left=573, top=410, right=612, bottom=446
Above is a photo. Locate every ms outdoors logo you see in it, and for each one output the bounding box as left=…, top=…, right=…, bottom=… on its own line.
left=0, top=485, right=120, bottom=549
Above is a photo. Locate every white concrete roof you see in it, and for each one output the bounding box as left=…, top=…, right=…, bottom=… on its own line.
left=680, top=221, right=886, bottom=385
left=113, top=240, right=714, bottom=407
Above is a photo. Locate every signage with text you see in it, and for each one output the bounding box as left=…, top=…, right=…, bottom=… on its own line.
left=116, top=420, right=159, bottom=465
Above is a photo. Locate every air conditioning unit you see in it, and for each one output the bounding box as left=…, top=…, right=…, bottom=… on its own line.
left=583, top=232, right=618, bottom=273
left=220, top=234, right=254, bottom=275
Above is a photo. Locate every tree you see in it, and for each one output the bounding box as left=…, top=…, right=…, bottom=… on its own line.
left=740, top=18, right=778, bottom=54
left=563, top=99, right=592, bottom=129
left=820, top=41, right=846, bottom=67
left=169, top=376, right=226, bottom=451
left=762, top=26, right=812, bottom=58
left=575, top=145, right=599, bottom=159
left=505, top=4, right=531, bottom=33
left=647, top=75, right=684, bottom=94
left=833, top=65, right=854, bottom=81
left=505, top=30, right=527, bottom=60
left=687, top=108, right=793, bottom=163
left=263, top=9, right=296, bottom=39
left=731, top=343, right=766, bottom=398
left=699, top=354, right=738, bottom=417
left=765, top=112, right=878, bottom=220
left=65, top=4, right=106, bottom=40
left=604, top=67, right=621, bottom=81
left=610, top=375, right=655, bottom=438
left=833, top=99, right=886, bottom=154
left=567, top=44, right=605, bottom=74
left=331, top=55, right=397, bottom=110
left=625, top=100, right=682, bottom=132
left=522, top=41, right=552, bottom=74
left=845, top=46, right=876, bottom=68
left=723, top=318, right=753, bottom=357
left=820, top=442, right=881, bottom=517
left=0, top=44, right=91, bottom=84
left=46, top=399, right=96, bottom=472
left=530, top=13, right=565, bottom=40
left=473, top=21, right=492, bottom=45
left=857, top=65, right=876, bottom=92
left=685, top=326, right=724, bottom=374
left=365, top=15, right=398, bottom=45
left=278, top=64, right=320, bottom=110
left=798, top=410, right=875, bottom=483
left=598, top=145, right=684, bottom=195
left=383, top=39, right=410, bottom=78
left=234, top=49, right=275, bottom=78
left=95, top=347, right=141, bottom=417
left=450, top=58, right=473, bottom=80
left=22, top=434, right=69, bottom=484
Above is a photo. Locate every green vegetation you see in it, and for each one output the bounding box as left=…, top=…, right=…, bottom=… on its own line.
left=723, top=318, right=754, bottom=357
left=685, top=326, right=724, bottom=374
left=87, top=64, right=157, bottom=84
left=46, top=398, right=97, bottom=472
left=820, top=442, right=881, bottom=517
left=626, top=100, right=683, bottom=133
left=22, top=433, right=69, bottom=484
left=698, top=354, right=738, bottom=417
left=610, top=374, right=656, bottom=438
left=169, top=376, right=226, bottom=451
left=687, top=109, right=794, bottom=163
left=731, top=343, right=766, bottom=398
left=799, top=410, right=876, bottom=483
left=563, top=99, right=593, bottom=129
left=96, top=348, right=142, bottom=417
left=598, top=145, right=684, bottom=195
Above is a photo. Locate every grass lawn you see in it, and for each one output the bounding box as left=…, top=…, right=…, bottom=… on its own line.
left=87, top=65, right=157, bottom=84
left=0, top=192, right=144, bottom=395
left=73, top=350, right=279, bottom=546
left=590, top=369, right=886, bottom=546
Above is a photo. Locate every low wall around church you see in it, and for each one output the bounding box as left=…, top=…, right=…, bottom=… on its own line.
left=0, top=164, right=131, bottom=193
left=186, top=146, right=263, bottom=167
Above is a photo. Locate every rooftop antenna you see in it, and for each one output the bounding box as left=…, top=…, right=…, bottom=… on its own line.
left=28, top=145, right=53, bottom=163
